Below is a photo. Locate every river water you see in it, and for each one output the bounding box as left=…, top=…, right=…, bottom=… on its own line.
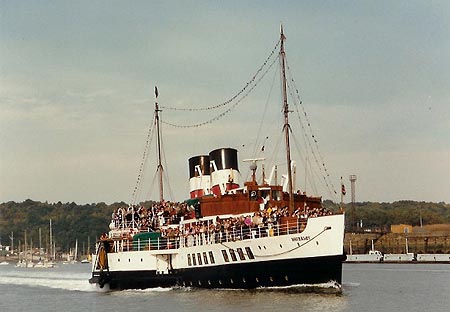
left=0, top=262, right=448, bottom=312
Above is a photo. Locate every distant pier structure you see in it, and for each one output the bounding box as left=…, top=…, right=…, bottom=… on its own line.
left=349, top=174, right=357, bottom=232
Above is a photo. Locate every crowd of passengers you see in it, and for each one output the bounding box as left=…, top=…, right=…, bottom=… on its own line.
left=109, top=200, right=333, bottom=243
left=110, top=201, right=190, bottom=231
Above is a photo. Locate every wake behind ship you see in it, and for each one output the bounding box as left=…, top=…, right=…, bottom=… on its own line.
left=89, top=26, right=346, bottom=291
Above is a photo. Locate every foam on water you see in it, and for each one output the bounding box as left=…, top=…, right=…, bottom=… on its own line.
left=342, top=282, right=360, bottom=288
left=0, top=266, right=95, bottom=292
left=122, top=287, right=175, bottom=293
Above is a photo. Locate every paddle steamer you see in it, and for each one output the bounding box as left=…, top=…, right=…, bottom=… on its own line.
left=89, top=26, right=346, bottom=291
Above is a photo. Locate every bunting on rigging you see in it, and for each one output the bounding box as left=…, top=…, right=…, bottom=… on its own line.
left=131, top=114, right=156, bottom=204
left=285, top=60, right=339, bottom=202
left=160, top=39, right=281, bottom=112
left=161, top=53, right=279, bottom=128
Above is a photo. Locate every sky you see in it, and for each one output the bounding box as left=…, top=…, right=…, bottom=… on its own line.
left=1, top=1, right=449, bottom=205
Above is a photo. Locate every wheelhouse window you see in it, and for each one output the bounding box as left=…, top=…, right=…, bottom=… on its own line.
left=192, top=253, right=197, bottom=265
left=260, top=190, right=270, bottom=199
left=187, top=254, right=192, bottom=266
left=203, top=252, right=209, bottom=265
left=272, top=190, right=282, bottom=201
left=197, top=253, right=203, bottom=265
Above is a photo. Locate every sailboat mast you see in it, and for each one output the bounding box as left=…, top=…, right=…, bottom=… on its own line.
left=155, top=86, right=164, bottom=202
left=49, top=219, right=52, bottom=261
left=280, top=25, right=294, bottom=212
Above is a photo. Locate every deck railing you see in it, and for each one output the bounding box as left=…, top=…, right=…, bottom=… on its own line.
left=110, top=219, right=308, bottom=253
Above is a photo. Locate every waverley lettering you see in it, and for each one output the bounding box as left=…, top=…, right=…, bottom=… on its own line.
left=291, top=236, right=310, bottom=242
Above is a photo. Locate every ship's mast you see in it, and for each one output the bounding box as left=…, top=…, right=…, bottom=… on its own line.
left=155, top=86, right=164, bottom=202
left=280, top=25, right=294, bottom=212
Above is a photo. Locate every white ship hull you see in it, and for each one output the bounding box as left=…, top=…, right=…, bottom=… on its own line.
left=89, top=214, right=345, bottom=290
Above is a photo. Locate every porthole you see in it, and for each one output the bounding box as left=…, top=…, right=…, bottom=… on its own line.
left=128, top=259, right=131, bottom=262
left=279, top=244, right=282, bottom=248
left=118, top=259, right=120, bottom=262
left=141, top=258, right=143, bottom=262
left=258, top=246, right=261, bottom=250
left=316, top=241, right=319, bottom=245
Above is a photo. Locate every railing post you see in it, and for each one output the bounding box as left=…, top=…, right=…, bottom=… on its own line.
left=138, top=239, right=140, bottom=251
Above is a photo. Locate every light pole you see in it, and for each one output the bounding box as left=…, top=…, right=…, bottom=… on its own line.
left=349, top=175, right=357, bottom=232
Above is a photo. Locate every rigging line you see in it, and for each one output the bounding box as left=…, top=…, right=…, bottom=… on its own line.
left=219, top=226, right=331, bottom=258
left=295, top=103, right=338, bottom=201
left=159, top=127, right=174, bottom=201
left=160, top=39, right=281, bottom=112
left=161, top=54, right=279, bottom=128
left=136, top=139, right=153, bottom=203
left=252, top=60, right=279, bottom=158
left=289, top=127, right=309, bottom=188
left=290, top=100, right=335, bottom=199
left=251, top=129, right=283, bottom=185
left=285, top=61, right=339, bottom=202
left=289, top=84, right=337, bottom=202
left=291, top=132, right=320, bottom=195
left=163, top=169, right=174, bottom=201
left=243, top=125, right=282, bottom=184
left=142, top=154, right=161, bottom=202
left=269, top=130, right=283, bottom=180
left=131, top=114, right=156, bottom=204
left=145, top=168, right=159, bottom=202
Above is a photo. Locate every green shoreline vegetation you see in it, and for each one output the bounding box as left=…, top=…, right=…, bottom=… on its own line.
left=0, top=199, right=449, bottom=256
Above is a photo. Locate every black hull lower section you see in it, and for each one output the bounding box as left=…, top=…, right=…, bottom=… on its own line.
left=90, top=255, right=344, bottom=290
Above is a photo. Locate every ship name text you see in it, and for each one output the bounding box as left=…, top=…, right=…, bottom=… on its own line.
left=291, top=236, right=310, bottom=242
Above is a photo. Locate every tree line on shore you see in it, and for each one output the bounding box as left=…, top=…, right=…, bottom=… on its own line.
left=0, top=199, right=449, bottom=254
left=323, top=200, right=450, bottom=231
